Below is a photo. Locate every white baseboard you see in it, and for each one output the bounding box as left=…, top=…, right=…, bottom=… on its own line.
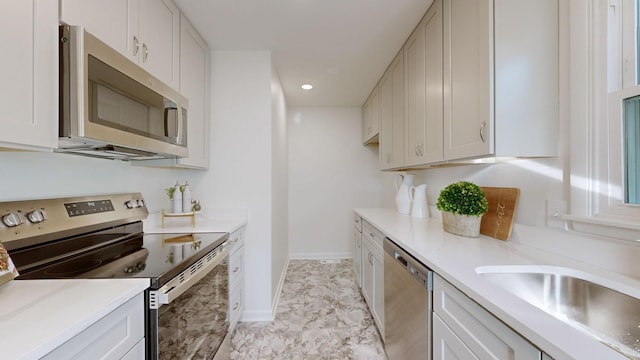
left=238, top=258, right=291, bottom=323
left=271, top=257, right=289, bottom=317
left=289, top=252, right=353, bottom=260
left=239, top=310, right=274, bottom=322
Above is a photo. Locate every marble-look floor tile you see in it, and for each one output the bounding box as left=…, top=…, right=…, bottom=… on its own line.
left=231, top=259, right=387, bottom=359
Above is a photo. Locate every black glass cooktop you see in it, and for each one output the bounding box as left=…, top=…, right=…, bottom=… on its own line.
left=9, top=222, right=228, bottom=289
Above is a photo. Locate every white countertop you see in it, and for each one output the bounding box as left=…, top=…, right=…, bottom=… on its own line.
left=355, top=208, right=639, bottom=360
left=0, top=278, right=149, bottom=360
left=143, top=208, right=247, bottom=234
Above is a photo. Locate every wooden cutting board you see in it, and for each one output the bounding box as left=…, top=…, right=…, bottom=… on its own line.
left=480, top=187, right=520, bottom=241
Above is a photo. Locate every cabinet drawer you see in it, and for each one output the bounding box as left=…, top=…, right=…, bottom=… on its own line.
left=363, top=221, right=384, bottom=249
left=433, top=274, right=539, bottom=360
left=433, top=313, right=479, bottom=359
left=229, top=245, right=244, bottom=286
left=229, top=228, right=245, bottom=254
left=43, top=293, right=144, bottom=360
left=353, top=214, right=363, bottom=232
left=121, top=338, right=145, bottom=360
left=229, top=282, right=244, bottom=331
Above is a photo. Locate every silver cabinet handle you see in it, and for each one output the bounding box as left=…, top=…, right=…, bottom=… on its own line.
left=480, top=121, right=487, bottom=143
left=233, top=266, right=239, bottom=273
left=133, top=35, right=139, bottom=56
left=142, top=43, right=149, bottom=62
left=233, top=302, right=239, bottom=310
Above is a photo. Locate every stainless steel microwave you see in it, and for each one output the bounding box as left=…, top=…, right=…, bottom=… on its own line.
left=58, top=25, right=188, bottom=160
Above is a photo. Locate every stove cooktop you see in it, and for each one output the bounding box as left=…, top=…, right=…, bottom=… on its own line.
left=12, top=229, right=227, bottom=288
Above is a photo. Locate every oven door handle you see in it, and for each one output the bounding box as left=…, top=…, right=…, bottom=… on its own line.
left=150, top=244, right=229, bottom=309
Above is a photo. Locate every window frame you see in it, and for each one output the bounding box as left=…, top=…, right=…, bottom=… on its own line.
left=567, top=0, right=640, bottom=241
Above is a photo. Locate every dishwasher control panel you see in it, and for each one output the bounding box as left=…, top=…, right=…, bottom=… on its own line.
left=383, top=237, right=432, bottom=290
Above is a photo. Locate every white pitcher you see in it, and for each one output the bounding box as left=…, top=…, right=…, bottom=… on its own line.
left=394, top=174, right=414, bottom=214
left=410, top=184, right=428, bottom=218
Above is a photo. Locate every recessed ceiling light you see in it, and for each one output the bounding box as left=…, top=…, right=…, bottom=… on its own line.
left=301, top=84, right=313, bottom=90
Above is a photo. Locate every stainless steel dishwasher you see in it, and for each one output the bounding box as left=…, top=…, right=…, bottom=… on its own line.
left=384, top=237, right=433, bottom=360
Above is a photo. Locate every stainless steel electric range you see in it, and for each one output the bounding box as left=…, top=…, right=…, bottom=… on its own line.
left=0, top=193, right=230, bottom=360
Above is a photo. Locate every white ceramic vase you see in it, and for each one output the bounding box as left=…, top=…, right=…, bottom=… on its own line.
left=394, top=174, right=414, bottom=214
left=410, top=184, right=428, bottom=218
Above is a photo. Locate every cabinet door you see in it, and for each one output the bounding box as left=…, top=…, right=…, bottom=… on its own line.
left=443, top=0, right=492, bottom=160
left=433, top=314, right=479, bottom=360
left=362, top=87, right=379, bottom=144
left=422, top=0, right=444, bottom=163
left=59, top=0, right=135, bottom=61
left=177, top=14, right=210, bottom=169
left=379, top=52, right=405, bottom=170
left=139, top=0, right=180, bottom=88
left=406, top=0, right=443, bottom=167
left=361, top=238, right=374, bottom=308
left=0, top=0, right=58, bottom=150
left=434, top=274, right=541, bottom=360
left=354, top=229, right=362, bottom=288
left=372, top=249, right=385, bottom=337
left=43, top=293, right=144, bottom=359
left=378, top=69, right=393, bottom=169
left=405, top=12, right=427, bottom=166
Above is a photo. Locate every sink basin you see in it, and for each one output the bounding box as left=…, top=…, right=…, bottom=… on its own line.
left=476, top=265, right=640, bottom=358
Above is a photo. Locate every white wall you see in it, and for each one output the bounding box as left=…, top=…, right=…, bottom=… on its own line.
left=201, top=50, right=287, bottom=321
left=288, top=107, right=386, bottom=258
left=270, top=64, right=289, bottom=306
left=406, top=158, right=565, bottom=227
left=0, top=151, right=198, bottom=210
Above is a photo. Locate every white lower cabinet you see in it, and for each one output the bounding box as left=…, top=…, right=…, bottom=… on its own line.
left=121, top=338, right=145, bottom=360
left=433, top=314, right=479, bottom=359
left=43, top=293, right=145, bottom=360
left=228, top=227, right=245, bottom=332
left=361, top=220, right=385, bottom=338
left=433, top=274, right=540, bottom=360
left=353, top=214, right=363, bottom=287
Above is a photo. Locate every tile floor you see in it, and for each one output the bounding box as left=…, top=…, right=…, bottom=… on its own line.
left=231, top=259, right=387, bottom=359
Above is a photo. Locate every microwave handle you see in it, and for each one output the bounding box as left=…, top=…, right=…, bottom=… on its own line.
left=163, top=107, right=178, bottom=142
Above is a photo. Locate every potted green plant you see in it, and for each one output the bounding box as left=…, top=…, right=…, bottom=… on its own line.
left=436, top=181, right=488, bottom=237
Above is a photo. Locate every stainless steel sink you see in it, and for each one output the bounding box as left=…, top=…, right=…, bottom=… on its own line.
left=476, top=265, right=640, bottom=358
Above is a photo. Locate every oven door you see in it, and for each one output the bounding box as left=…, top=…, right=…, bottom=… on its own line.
left=147, top=242, right=230, bottom=360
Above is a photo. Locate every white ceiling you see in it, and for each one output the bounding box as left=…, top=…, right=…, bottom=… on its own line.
left=173, top=0, right=432, bottom=107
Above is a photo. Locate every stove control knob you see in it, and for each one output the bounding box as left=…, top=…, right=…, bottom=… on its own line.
left=125, top=200, right=136, bottom=209
left=136, top=199, right=145, bottom=208
left=3, top=211, right=25, bottom=227
left=27, top=209, right=48, bottom=223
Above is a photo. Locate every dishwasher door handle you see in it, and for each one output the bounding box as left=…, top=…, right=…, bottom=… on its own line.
left=395, top=251, right=408, bottom=267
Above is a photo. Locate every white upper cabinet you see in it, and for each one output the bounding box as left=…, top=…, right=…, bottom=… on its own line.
left=176, top=14, right=210, bottom=169
left=379, top=51, right=405, bottom=170
left=366, top=0, right=558, bottom=168
left=138, top=0, right=180, bottom=88
left=0, top=0, right=58, bottom=151
left=405, top=0, right=444, bottom=166
left=362, top=86, right=380, bottom=144
left=443, top=0, right=558, bottom=160
left=60, top=0, right=180, bottom=89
